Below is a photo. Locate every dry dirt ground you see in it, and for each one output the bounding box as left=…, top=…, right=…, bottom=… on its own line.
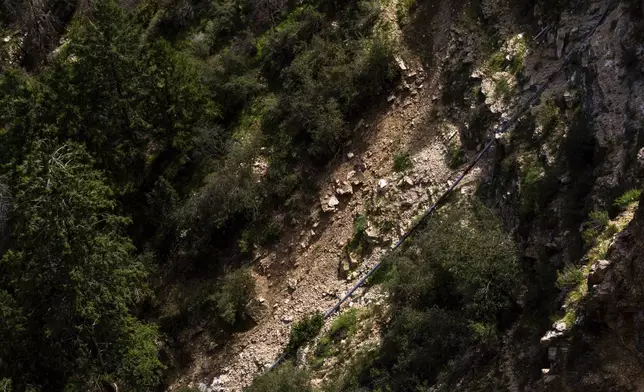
left=170, top=0, right=628, bottom=390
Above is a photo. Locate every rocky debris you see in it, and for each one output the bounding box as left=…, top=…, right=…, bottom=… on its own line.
left=245, top=298, right=270, bottom=323
left=540, top=329, right=564, bottom=345
left=540, top=320, right=569, bottom=345
left=322, top=195, right=340, bottom=212
left=339, top=257, right=352, bottom=278
left=346, top=152, right=355, bottom=160
left=340, top=249, right=362, bottom=279
left=281, top=314, right=294, bottom=323
left=336, top=182, right=354, bottom=196
left=400, top=194, right=417, bottom=208
left=208, top=375, right=229, bottom=392
left=347, top=170, right=365, bottom=187
left=399, top=175, right=414, bottom=187
left=252, top=157, right=269, bottom=179
left=394, top=56, right=407, bottom=71
left=587, top=259, right=611, bottom=286
left=364, top=224, right=381, bottom=244
left=563, top=90, right=577, bottom=108
left=347, top=250, right=361, bottom=266
left=387, top=94, right=396, bottom=103
left=556, top=28, right=567, bottom=59
left=378, top=179, right=388, bottom=189
left=475, top=69, right=517, bottom=114
left=553, top=321, right=567, bottom=332
left=637, top=147, right=644, bottom=171
left=287, top=278, right=298, bottom=292
left=354, top=161, right=367, bottom=173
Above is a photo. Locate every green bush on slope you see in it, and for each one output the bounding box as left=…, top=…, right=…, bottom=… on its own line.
left=328, top=203, right=521, bottom=391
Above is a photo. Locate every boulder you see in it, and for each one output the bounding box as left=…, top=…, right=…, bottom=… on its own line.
left=339, top=257, right=352, bottom=278
left=637, top=147, right=644, bottom=171
left=540, top=329, right=564, bottom=345
left=282, top=314, right=294, bottom=323
left=336, top=182, right=354, bottom=196
left=347, top=170, right=365, bottom=186
left=365, top=225, right=381, bottom=243
left=327, top=196, right=340, bottom=208
left=587, top=259, right=611, bottom=286
left=245, top=298, right=270, bottom=323
left=553, top=321, right=567, bottom=332
left=347, top=249, right=361, bottom=267
left=563, top=91, right=577, bottom=108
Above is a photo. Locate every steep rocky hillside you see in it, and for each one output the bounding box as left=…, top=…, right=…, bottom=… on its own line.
left=179, top=0, right=644, bottom=390
left=1, top=0, right=643, bottom=390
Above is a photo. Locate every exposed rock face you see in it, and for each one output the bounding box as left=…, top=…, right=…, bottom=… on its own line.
left=587, top=192, right=644, bottom=346
left=587, top=259, right=611, bottom=287
left=551, top=192, right=644, bottom=391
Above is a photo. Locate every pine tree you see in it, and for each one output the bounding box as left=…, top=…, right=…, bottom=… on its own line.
left=0, top=141, right=163, bottom=391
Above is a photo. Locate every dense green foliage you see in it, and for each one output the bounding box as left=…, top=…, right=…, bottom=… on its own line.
left=244, top=362, right=312, bottom=392
left=614, top=188, right=642, bottom=208
left=0, top=0, right=396, bottom=387
left=286, top=312, right=325, bottom=355
left=0, top=0, right=397, bottom=391
left=211, top=268, right=256, bottom=326
left=328, top=204, right=521, bottom=391
left=0, top=142, right=163, bottom=391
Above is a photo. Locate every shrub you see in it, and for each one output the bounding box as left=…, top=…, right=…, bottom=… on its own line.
left=0, top=379, right=12, bottom=392
left=347, top=213, right=368, bottom=254
left=329, top=308, right=360, bottom=339
left=343, top=203, right=521, bottom=390
left=272, top=31, right=396, bottom=160
left=518, top=153, right=556, bottom=216
left=315, top=308, right=362, bottom=359
left=493, top=77, right=512, bottom=103
left=535, top=99, right=561, bottom=135
left=396, top=0, right=417, bottom=24
left=177, top=160, right=261, bottom=255
left=314, top=335, right=334, bottom=358
left=487, top=51, right=506, bottom=73
left=447, top=144, right=466, bottom=168
left=287, top=312, right=325, bottom=354
left=322, top=348, right=382, bottom=392
left=581, top=210, right=609, bottom=246
left=245, top=362, right=312, bottom=392
left=214, top=268, right=256, bottom=325
left=393, top=151, right=412, bottom=172
left=387, top=204, right=519, bottom=320
left=257, top=6, right=325, bottom=79
left=614, top=188, right=642, bottom=208
left=556, top=265, right=585, bottom=289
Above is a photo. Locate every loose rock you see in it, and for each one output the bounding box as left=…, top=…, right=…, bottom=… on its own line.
left=588, top=259, right=611, bottom=286
left=328, top=196, right=340, bottom=208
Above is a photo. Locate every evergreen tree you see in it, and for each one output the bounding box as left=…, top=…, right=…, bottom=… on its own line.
left=0, top=141, right=163, bottom=391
